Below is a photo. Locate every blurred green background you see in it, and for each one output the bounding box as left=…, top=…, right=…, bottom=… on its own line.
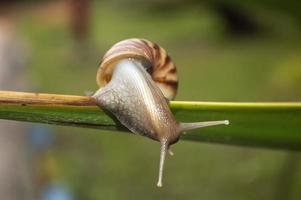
left=2, top=0, right=301, bottom=199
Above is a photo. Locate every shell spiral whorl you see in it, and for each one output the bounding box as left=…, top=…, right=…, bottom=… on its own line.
left=96, top=38, right=178, bottom=100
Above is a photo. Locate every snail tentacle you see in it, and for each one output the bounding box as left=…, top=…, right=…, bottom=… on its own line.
left=178, top=120, right=230, bottom=133
left=157, top=139, right=168, bottom=187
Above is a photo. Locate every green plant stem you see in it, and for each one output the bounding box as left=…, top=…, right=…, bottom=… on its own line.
left=0, top=90, right=301, bottom=150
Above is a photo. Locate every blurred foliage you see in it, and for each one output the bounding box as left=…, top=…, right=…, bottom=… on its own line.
left=13, top=0, right=301, bottom=199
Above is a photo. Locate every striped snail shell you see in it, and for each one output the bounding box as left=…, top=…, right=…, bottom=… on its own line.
left=93, top=38, right=229, bottom=187
left=96, top=38, right=178, bottom=100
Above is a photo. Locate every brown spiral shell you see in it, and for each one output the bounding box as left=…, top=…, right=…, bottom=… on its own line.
left=96, top=38, right=178, bottom=100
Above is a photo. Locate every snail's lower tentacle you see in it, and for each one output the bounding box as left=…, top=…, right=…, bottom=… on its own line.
left=168, top=148, right=174, bottom=156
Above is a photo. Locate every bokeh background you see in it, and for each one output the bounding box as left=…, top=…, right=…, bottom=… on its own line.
left=0, top=0, right=301, bottom=199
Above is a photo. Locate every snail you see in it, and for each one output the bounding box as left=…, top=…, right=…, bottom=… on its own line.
left=92, top=38, right=229, bottom=187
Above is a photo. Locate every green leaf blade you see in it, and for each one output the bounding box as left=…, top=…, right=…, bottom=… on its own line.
left=0, top=91, right=300, bottom=150
left=172, top=101, right=301, bottom=150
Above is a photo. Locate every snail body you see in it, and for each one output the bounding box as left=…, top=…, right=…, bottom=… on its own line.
left=93, top=38, right=229, bottom=187
left=94, top=59, right=179, bottom=143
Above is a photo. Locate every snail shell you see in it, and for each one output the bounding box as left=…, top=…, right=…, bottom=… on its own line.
left=96, top=38, right=178, bottom=100
left=93, top=38, right=229, bottom=187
